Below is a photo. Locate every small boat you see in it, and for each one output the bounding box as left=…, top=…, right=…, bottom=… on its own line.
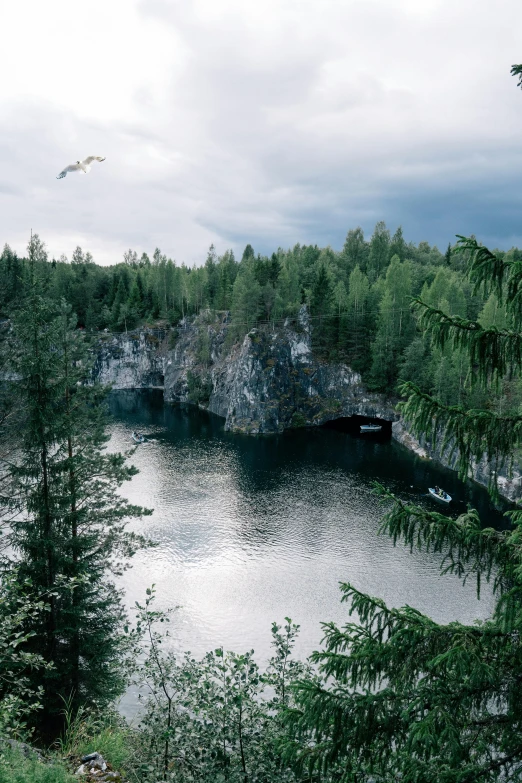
left=428, top=487, right=451, bottom=503
left=360, top=424, right=382, bottom=433
left=132, top=431, right=145, bottom=444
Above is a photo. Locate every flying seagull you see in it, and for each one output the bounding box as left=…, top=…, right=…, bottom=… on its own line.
left=56, top=156, right=106, bottom=179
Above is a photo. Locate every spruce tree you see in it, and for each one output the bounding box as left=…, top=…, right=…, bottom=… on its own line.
left=283, top=234, right=522, bottom=782
left=310, top=264, right=335, bottom=357
left=1, top=240, right=151, bottom=738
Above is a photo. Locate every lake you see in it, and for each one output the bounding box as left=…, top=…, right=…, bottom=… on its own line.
left=109, top=390, right=504, bottom=681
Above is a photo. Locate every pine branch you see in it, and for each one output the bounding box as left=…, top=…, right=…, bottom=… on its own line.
left=374, top=485, right=510, bottom=592
left=411, top=299, right=522, bottom=384
left=455, top=236, right=522, bottom=326
left=511, top=64, right=522, bottom=88
left=398, top=382, right=522, bottom=488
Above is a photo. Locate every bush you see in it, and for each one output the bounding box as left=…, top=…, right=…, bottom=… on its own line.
left=186, top=371, right=212, bottom=405
left=131, top=587, right=312, bottom=782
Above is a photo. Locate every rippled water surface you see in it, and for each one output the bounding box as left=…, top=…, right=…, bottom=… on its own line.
left=110, top=390, right=505, bottom=671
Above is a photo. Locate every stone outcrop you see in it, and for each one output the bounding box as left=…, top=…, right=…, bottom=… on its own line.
left=162, top=307, right=397, bottom=433
left=74, top=751, right=127, bottom=782
left=392, top=419, right=522, bottom=503
left=91, top=328, right=167, bottom=390
left=91, top=310, right=520, bottom=502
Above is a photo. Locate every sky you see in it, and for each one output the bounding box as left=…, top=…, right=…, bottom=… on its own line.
left=1, top=0, right=522, bottom=266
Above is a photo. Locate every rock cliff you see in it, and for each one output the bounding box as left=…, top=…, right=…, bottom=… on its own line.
left=91, top=310, right=520, bottom=502
left=91, top=329, right=167, bottom=390
left=164, top=307, right=397, bottom=433
left=392, top=419, right=522, bottom=503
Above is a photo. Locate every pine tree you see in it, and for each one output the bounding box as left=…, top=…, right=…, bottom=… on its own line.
left=283, top=235, right=522, bottom=782
left=310, top=263, right=335, bottom=357
left=1, top=243, right=151, bottom=738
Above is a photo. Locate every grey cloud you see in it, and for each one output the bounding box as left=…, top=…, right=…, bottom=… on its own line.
left=2, top=1, right=522, bottom=264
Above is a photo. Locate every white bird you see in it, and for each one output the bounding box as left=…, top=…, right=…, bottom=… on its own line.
left=56, top=156, right=106, bottom=179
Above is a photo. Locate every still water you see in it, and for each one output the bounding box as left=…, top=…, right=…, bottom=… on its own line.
left=110, top=390, right=505, bottom=668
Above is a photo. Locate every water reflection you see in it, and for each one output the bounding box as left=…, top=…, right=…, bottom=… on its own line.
left=109, top=390, right=506, bottom=675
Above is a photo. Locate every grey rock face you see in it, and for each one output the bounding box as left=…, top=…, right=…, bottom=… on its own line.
left=163, top=307, right=397, bottom=433
left=392, top=419, right=522, bottom=503
left=91, top=329, right=167, bottom=389
left=91, top=311, right=519, bottom=502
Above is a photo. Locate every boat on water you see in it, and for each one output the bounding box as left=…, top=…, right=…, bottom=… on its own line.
left=428, top=486, right=451, bottom=503
left=132, top=431, right=145, bottom=444
left=360, top=424, right=382, bottom=433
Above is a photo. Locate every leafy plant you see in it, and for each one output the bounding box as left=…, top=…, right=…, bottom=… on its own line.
left=131, top=588, right=310, bottom=782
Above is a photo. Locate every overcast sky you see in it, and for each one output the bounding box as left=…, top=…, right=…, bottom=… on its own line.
left=1, top=0, right=521, bottom=266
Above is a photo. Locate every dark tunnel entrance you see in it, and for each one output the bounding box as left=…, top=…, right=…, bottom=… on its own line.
left=321, top=415, right=393, bottom=439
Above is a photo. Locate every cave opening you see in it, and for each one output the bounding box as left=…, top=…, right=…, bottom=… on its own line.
left=151, top=372, right=165, bottom=389
left=321, top=414, right=393, bottom=438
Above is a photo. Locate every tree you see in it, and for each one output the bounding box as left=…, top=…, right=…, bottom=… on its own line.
left=341, top=227, right=367, bottom=274
left=204, top=244, right=219, bottom=308
left=344, top=265, right=372, bottom=372
left=309, top=264, right=335, bottom=357
left=127, top=278, right=143, bottom=323
left=1, top=244, right=151, bottom=738
left=390, top=225, right=407, bottom=261
left=111, top=276, right=128, bottom=330
left=241, top=244, right=255, bottom=264
left=367, top=221, right=390, bottom=282
left=0, top=571, right=52, bottom=738
left=284, top=235, right=522, bottom=782
left=231, top=262, right=262, bottom=336
left=71, top=246, right=84, bottom=265
left=369, top=255, right=414, bottom=391
left=0, top=244, right=24, bottom=314
left=123, top=248, right=138, bottom=266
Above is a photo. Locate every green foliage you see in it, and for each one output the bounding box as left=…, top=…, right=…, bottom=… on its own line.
left=56, top=703, right=135, bottom=774
left=0, top=748, right=75, bottom=783
left=290, top=412, right=307, bottom=428
left=186, top=371, right=212, bottom=405
left=131, top=587, right=310, bottom=782
left=0, top=225, right=492, bottom=400
left=283, top=232, right=522, bottom=782
left=0, top=572, right=52, bottom=739
left=0, top=247, right=152, bottom=739
left=369, top=255, right=414, bottom=390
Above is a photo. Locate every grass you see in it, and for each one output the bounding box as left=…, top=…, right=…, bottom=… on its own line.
left=0, top=748, right=75, bottom=783
left=55, top=702, right=136, bottom=778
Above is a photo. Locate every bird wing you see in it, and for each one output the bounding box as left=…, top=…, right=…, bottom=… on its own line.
left=82, top=155, right=106, bottom=165
left=56, top=163, right=82, bottom=179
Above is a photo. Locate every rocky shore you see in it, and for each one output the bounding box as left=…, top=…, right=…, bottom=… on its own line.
left=91, top=309, right=521, bottom=503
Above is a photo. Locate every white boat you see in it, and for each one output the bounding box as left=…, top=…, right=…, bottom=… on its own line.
left=428, top=487, right=451, bottom=503
left=360, top=424, right=382, bottom=433
left=132, top=431, right=145, bottom=444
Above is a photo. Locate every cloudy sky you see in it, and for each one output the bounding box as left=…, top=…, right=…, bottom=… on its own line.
left=1, top=0, right=521, bottom=266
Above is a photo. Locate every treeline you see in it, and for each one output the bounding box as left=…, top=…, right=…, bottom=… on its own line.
left=2, top=231, right=522, bottom=783
left=2, top=225, right=522, bottom=410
